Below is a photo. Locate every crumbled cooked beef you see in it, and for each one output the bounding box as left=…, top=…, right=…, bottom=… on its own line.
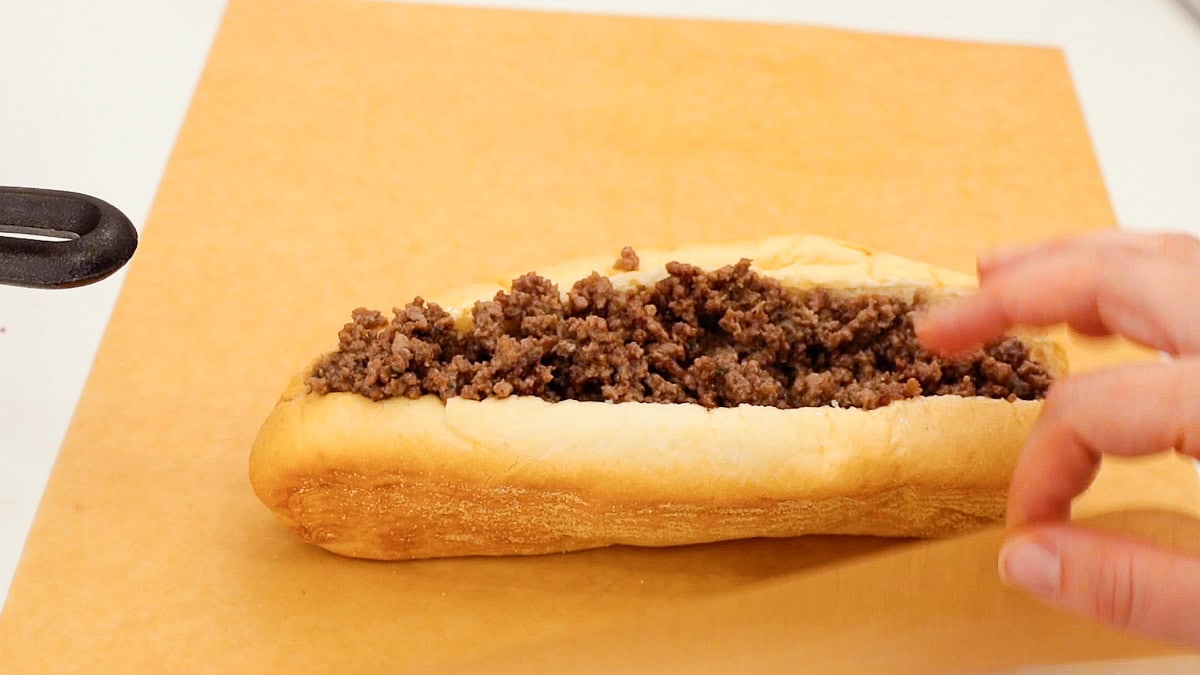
left=614, top=246, right=640, bottom=272
left=307, top=252, right=1053, bottom=410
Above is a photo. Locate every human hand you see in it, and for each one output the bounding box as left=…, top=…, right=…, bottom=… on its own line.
left=916, top=231, right=1200, bottom=648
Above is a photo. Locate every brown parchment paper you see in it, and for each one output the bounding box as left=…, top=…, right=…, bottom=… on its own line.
left=434, top=510, right=1200, bottom=674
left=1, top=0, right=1196, bottom=671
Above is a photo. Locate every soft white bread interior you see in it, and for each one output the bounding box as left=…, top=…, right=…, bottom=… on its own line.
left=249, top=233, right=1067, bottom=560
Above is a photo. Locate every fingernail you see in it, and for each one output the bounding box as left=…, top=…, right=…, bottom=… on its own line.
left=999, top=536, right=1061, bottom=599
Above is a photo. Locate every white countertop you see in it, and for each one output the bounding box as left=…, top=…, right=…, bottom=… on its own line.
left=1, top=0, right=1198, bottom=609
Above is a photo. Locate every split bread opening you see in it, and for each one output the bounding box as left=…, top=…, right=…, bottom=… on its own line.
left=249, top=234, right=1066, bottom=560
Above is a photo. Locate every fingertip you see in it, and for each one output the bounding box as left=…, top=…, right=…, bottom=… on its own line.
left=913, top=302, right=984, bottom=355
left=911, top=306, right=936, bottom=338
left=912, top=309, right=958, bottom=353
left=998, top=534, right=1062, bottom=600
left=1019, top=525, right=1200, bottom=646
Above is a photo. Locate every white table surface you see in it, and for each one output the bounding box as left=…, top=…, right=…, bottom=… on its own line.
left=1, top=0, right=1198, bottom=611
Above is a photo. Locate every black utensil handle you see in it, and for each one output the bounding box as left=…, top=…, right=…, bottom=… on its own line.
left=0, top=186, right=139, bottom=289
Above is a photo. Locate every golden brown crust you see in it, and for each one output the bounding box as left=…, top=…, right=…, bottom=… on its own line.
left=249, top=233, right=1068, bottom=560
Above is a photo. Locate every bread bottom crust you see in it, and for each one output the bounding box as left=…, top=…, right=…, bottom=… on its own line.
left=274, top=469, right=1003, bottom=560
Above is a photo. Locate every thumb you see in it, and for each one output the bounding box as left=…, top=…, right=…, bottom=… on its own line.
left=998, top=524, right=1200, bottom=648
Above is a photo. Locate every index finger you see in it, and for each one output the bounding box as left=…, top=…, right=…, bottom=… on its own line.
left=917, top=245, right=1200, bottom=356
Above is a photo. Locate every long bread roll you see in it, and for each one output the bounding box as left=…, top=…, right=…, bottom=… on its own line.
left=249, top=234, right=1067, bottom=560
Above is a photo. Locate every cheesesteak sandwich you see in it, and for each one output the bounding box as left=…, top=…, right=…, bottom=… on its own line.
left=249, top=234, right=1066, bottom=560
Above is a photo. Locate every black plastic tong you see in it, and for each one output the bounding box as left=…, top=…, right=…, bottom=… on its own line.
left=0, top=187, right=138, bottom=289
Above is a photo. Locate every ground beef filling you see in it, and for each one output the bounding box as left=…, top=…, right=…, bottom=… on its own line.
left=308, top=257, right=1052, bottom=410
